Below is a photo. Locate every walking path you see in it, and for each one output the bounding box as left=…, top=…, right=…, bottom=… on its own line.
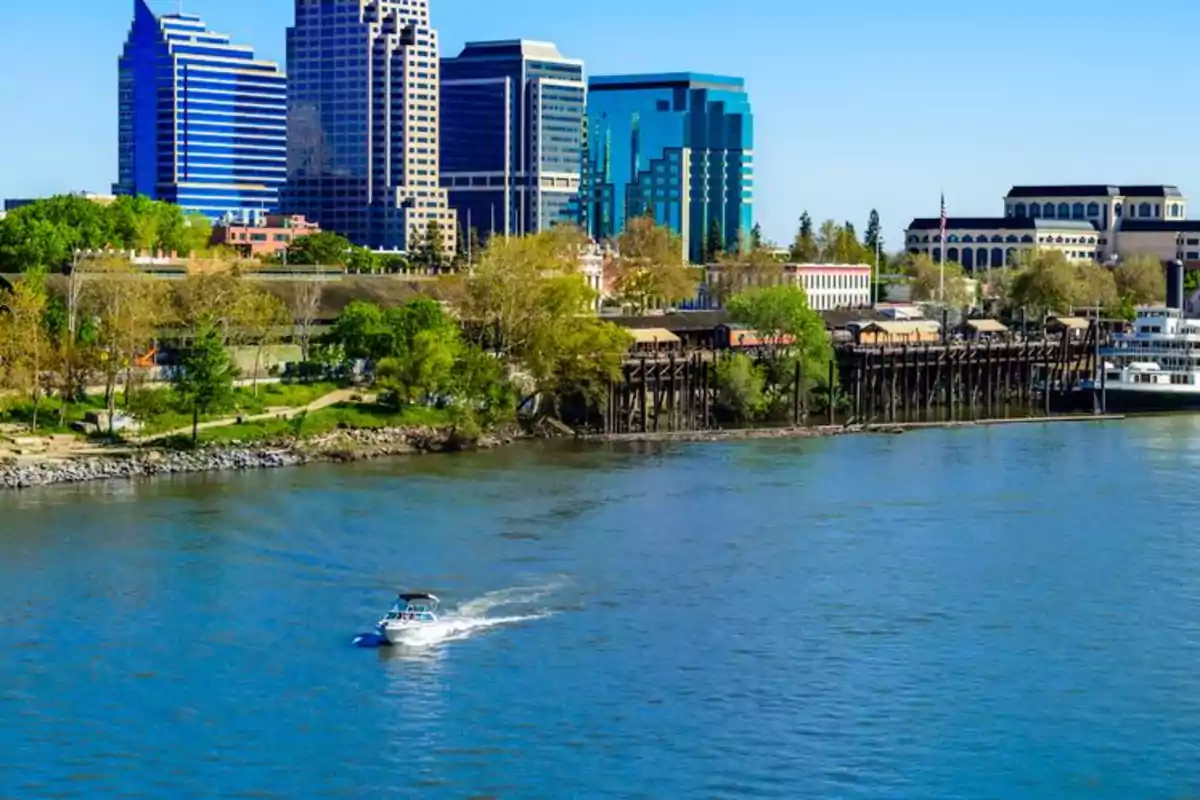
left=137, top=388, right=359, bottom=444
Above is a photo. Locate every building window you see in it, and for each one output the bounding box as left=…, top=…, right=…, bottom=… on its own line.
left=1140, top=202, right=1152, bottom=217
left=1115, top=203, right=1123, bottom=217
left=1087, top=202, right=1100, bottom=217
left=1072, top=202, right=1085, bottom=219
left=1015, top=202, right=1027, bottom=218
left=992, top=248, right=1003, bottom=266
left=1058, top=203, right=1071, bottom=219
left=1172, top=203, right=1182, bottom=217
left=1030, top=204, right=1042, bottom=219
left=1043, top=204, right=1055, bottom=219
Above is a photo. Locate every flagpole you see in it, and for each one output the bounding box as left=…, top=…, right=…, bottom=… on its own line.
left=939, top=192, right=947, bottom=304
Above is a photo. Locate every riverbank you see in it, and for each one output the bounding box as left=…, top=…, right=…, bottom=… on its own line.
left=0, top=425, right=523, bottom=490
left=0, top=413, right=1128, bottom=491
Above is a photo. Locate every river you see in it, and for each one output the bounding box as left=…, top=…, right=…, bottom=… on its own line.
left=3, top=418, right=1200, bottom=798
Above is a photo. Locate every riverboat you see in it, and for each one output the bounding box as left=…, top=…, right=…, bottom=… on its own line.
left=1082, top=306, right=1200, bottom=412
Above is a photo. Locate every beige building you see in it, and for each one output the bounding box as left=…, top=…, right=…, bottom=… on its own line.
left=905, top=218, right=1099, bottom=269
left=705, top=262, right=871, bottom=311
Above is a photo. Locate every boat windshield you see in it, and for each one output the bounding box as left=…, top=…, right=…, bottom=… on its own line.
left=384, top=596, right=439, bottom=621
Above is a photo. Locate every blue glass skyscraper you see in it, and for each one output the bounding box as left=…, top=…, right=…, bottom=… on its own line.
left=115, top=0, right=287, bottom=220
left=440, top=41, right=585, bottom=239
left=282, top=0, right=457, bottom=253
left=585, top=73, right=754, bottom=263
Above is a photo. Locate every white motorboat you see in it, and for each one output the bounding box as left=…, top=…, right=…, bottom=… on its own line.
left=377, top=593, right=441, bottom=644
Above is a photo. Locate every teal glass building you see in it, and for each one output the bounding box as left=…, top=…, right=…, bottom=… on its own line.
left=440, top=41, right=586, bottom=239
left=115, top=0, right=287, bottom=220
left=585, top=73, right=754, bottom=264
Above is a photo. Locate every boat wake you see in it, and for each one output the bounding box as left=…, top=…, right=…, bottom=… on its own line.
left=364, top=582, right=561, bottom=650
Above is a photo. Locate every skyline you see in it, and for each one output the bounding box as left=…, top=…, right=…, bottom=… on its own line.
left=2, top=0, right=1198, bottom=249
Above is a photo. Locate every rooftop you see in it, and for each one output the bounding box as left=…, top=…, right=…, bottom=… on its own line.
left=1120, top=220, right=1200, bottom=233
left=1006, top=184, right=1183, bottom=199
left=452, top=40, right=581, bottom=65
left=907, top=217, right=1099, bottom=232
left=589, top=73, right=745, bottom=92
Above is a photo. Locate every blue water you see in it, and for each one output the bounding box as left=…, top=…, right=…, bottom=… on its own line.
left=3, top=419, right=1200, bottom=798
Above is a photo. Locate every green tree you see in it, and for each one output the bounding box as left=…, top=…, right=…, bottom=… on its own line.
left=789, top=212, right=818, bottom=262
left=376, top=326, right=460, bottom=407
left=0, top=270, right=50, bottom=429
left=410, top=219, right=447, bottom=271
left=612, top=215, right=696, bottom=313
left=173, top=323, right=237, bottom=445
left=286, top=231, right=354, bottom=267
left=726, top=284, right=833, bottom=374
left=750, top=223, right=764, bottom=251
left=233, top=287, right=290, bottom=395
left=704, top=217, right=724, bottom=264
left=712, top=353, right=768, bottom=423
left=713, top=248, right=784, bottom=305
left=1113, top=254, right=1166, bottom=305
left=346, top=246, right=380, bottom=274
left=864, top=209, right=883, bottom=255
left=1008, top=250, right=1119, bottom=315
left=905, top=253, right=972, bottom=307
left=325, top=300, right=388, bottom=362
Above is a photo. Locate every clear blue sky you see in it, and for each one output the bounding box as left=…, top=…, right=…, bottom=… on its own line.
left=0, top=0, right=1195, bottom=249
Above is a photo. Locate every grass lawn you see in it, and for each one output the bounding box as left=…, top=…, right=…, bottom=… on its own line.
left=0, top=381, right=344, bottom=439
left=191, top=403, right=454, bottom=447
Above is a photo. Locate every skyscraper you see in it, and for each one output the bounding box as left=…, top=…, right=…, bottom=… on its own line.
left=283, top=0, right=456, bottom=254
left=440, top=40, right=585, bottom=239
left=115, top=0, right=287, bottom=220
left=585, top=73, right=754, bottom=264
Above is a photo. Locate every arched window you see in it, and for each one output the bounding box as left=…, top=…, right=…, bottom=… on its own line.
left=1030, top=204, right=1042, bottom=219
left=1015, top=202, right=1027, bottom=218
left=991, top=235, right=1004, bottom=243
left=977, top=248, right=989, bottom=268
left=948, top=247, right=960, bottom=263
left=962, top=235, right=974, bottom=243
left=1087, top=202, right=1100, bottom=217
left=1006, top=235, right=1019, bottom=243
left=1072, top=203, right=1085, bottom=219
left=1172, top=203, right=1181, bottom=217
left=1006, top=205, right=1015, bottom=218
left=1115, top=203, right=1123, bottom=218
left=1058, top=203, right=1071, bottom=219
left=962, top=248, right=975, bottom=270
left=1056, top=236, right=1064, bottom=244
left=922, top=235, right=930, bottom=243
left=948, top=234, right=960, bottom=243
left=992, top=247, right=1004, bottom=266
left=908, top=234, right=919, bottom=244
left=1043, top=204, right=1055, bottom=219
left=933, top=235, right=942, bottom=243
left=1140, top=202, right=1152, bottom=217
left=1022, top=235, right=1034, bottom=243
left=932, top=249, right=943, bottom=264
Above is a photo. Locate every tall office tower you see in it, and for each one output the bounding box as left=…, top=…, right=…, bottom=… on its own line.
left=585, top=73, right=754, bottom=264
left=283, top=0, right=456, bottom=254
left=115, top=0, right=287, bottom=220
left=440, top=40, right=586, bottom=239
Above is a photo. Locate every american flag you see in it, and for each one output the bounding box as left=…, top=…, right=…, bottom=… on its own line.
left=940, top=193, right=947, bottom=241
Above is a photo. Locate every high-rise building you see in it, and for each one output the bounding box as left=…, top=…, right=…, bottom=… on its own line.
left=585, top=73, right=754, bottom=264
left=115, top=0, right=287, bottom=220
left=440, top=40, right=586, bottom=239
left=282, top=0, right=456, bottom=254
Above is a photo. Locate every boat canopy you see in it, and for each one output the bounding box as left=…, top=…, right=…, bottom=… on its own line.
left=398, top=592, right=439, bottom=604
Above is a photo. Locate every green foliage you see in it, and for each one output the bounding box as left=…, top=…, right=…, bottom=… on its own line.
left=750, top=223, right=764, bottom=251
left=285, top=231, right=354, bottom=266
left=726, top=284, right=833, bottom=376
left=704, top=217, right=724, bottom=263
left=612, top=215, right=695, bottom=311
left=0, top=194, right=214, bottom=272
left=1113, top=255, right=1166, bottom=305
left=904, top=253, right=972, bottom=307
left=173, top=324, right=238, bottom=443
left=790, top=211, right=818, bottom=262
left=410, top=219, right=448, bottom=270
left=1007, top=250, right=1118, bottom=315
left=713, top=354, right=768, bottom=423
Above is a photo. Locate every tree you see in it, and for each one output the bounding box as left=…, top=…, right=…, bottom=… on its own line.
left=173, top=323, right=237, bottom=445
left=788, top=212, right=818, bottom=262
left=287, top=280, right=325, bottom=364
left=233, top=287, right=290, bottom=395
left=285, top=231, right=353, bottom=267
left=726, top=284, right=832, bottom=373
left=324, top=300, right=388, bottom=363
left=0, top=271, right=50, bottom=429
left=750, top=223, right=764, bottom=252
left=704, top=217, right=724, bottom=264
left=1008, top=250, right=1119, bottom=315
left=375, top=326, right=460, bottom=407
left=905, top=253, right=972, bottom=307
left=82, top=258, right=168, bottom=429
left=410, top=219, right=447, bottom=271
left=1113, top=255, right=1166, bottom=305
left=172, top=270, right=246, bottom=344
left=346, top=246, right=379, bottom=275
left=611, top=215, right=696, bottom=313
left=864, top=209, right=883, bottom=255
left=713, top=248, right=784, bottom=305
left=713, top=354, right=768, bottom=423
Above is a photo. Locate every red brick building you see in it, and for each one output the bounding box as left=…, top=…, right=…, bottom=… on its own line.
left=211, top=214, right=320, bottom=258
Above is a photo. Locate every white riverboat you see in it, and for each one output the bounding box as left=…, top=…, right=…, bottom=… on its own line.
left=1085, top=306, right=1200, bottom=411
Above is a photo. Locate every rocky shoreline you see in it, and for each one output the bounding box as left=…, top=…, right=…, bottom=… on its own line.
left=0, top=425, right=522, bottom=491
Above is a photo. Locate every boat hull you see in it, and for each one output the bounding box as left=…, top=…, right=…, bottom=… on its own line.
left=1070, top=387, right=1200, bottom=414
left=381, top=621, right=437, bottom=645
